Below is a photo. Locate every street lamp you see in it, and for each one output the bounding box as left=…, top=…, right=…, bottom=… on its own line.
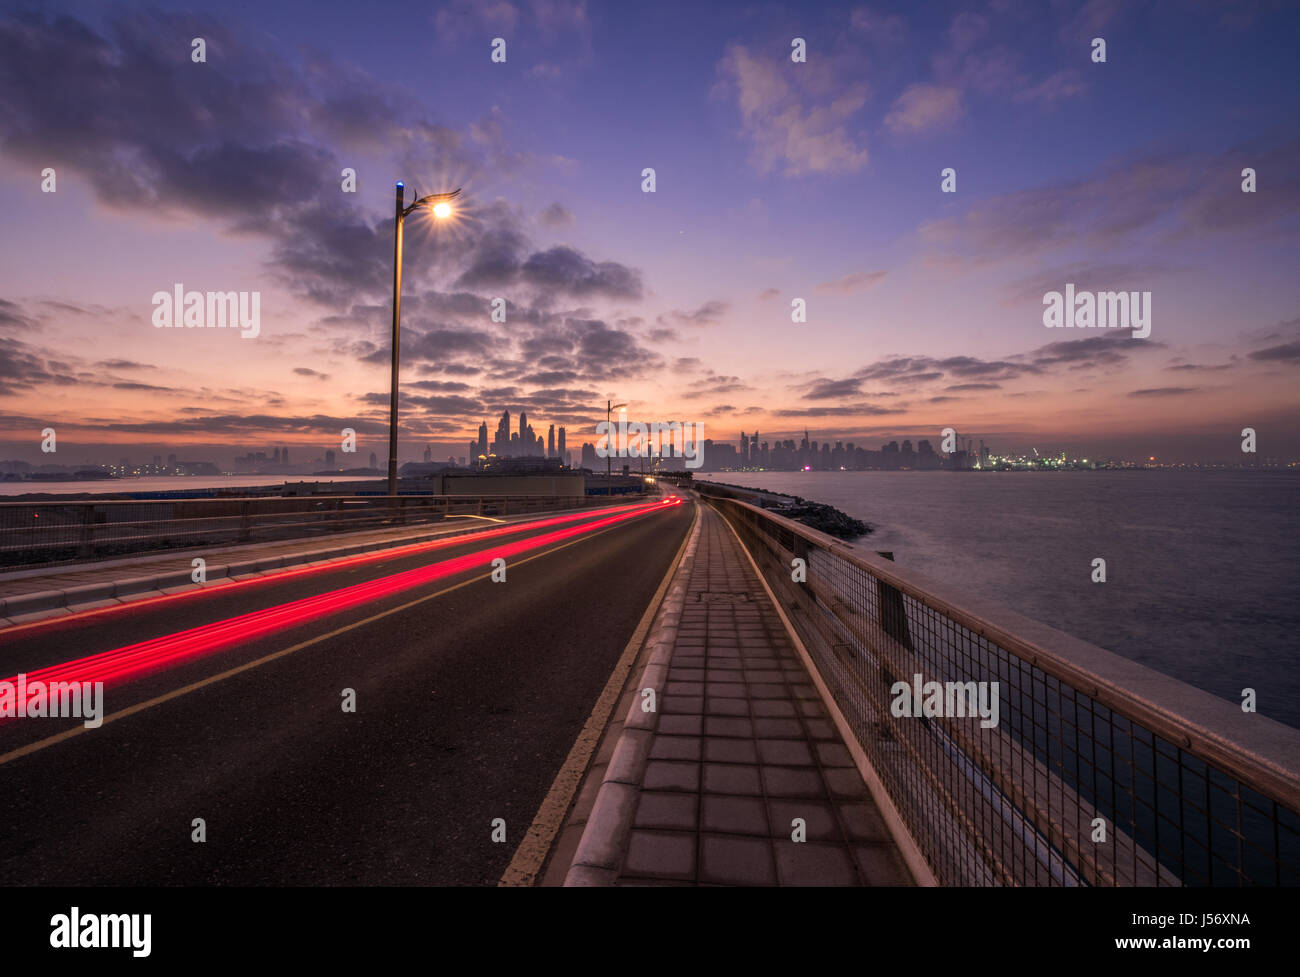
left=388, top=181, right=462, bottom=497
left=606, top=400, right=627, bottom=497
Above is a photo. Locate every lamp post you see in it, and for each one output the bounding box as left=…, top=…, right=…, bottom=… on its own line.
left=605, top=400, right=627, bottom=497
left=388, top=181, right=461, bottom=497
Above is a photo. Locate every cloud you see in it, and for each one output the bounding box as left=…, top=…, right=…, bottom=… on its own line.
left=775, top=403, right=902, bottom=417
left=1248, top=341, right=1300, bottom=363
left=884, top=84, right=963, bottom=133
left=715, top=45, right=869, bottom=177
left=294, top=367, right=330, bottom=380
left=537, top=202, right=575, bottom=227
left=681, top=374, right=752, bottom=399
left=521, top=247, right=643, bottom=298
left=657, top=300, right=730, bottom=328
left=802, top=378, right=863, bottom=399
left=0, top=299, right=40, bottom=332
left=849, top=8, right=906, bottom=46
left=1002, top=261, right=1188, bottom=304
left=1015, top=69, right=1088, bottom=105
left=433, top=0, right=520, bottom=39
left=1128, top=387, right=1198, bottom=397
left=917, top=145, right=1300, bottom=261
left=815, top=270, right=887, bottom=295
left=0, top=8, right=620, bottom=322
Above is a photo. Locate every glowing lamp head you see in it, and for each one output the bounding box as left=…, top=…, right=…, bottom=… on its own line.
left=431, top=201, right=452, bottom=219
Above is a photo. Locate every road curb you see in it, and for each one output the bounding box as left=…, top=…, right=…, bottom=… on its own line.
left=563, top=496, right=701, bottom=885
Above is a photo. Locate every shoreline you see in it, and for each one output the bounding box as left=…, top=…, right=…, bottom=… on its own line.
left=696, top=480, right=872, bottom=540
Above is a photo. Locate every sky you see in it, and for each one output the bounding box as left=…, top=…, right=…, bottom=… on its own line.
left=0, top=0, right=1297, bottom=466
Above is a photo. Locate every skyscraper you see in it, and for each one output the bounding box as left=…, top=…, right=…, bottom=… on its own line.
left=547, top=424, right=555, bottom=458
left=558, top=426, right=566, bottom=464
left=493, top=410, right=510, bottom=456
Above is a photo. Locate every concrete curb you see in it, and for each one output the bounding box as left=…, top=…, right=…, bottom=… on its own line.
left=0, top=505, right=623, bottom=629
left=563, top=496, right=702, bottom=885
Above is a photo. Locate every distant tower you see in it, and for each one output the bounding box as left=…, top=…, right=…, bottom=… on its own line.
left=325, top=449, right=336, bottom=466
left=273, top=447, right=281, bottom=464
left=282, top=446, right=289, bottom=464
left=548, top=424, right=556, bottom=458
left=369, top=451, right=377, bottom=469
left=423, top=444, right=432, bottom=463
left=558, top=426, right=566, bottom=464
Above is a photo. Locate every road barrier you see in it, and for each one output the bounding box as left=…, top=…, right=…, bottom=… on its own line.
left=707, top=493, right=1300, bottom=886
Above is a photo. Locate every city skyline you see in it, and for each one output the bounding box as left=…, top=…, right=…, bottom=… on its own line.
left=0, top=1, right=1297, bottom=466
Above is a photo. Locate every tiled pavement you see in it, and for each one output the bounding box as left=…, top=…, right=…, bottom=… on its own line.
left=575, top=501, right=912, bottom=885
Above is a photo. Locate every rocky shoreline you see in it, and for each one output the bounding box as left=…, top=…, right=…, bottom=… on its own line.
left=699, top=481, right=871, bottom=540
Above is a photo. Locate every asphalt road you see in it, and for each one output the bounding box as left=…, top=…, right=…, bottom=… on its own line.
left=0, top=497, right=693, bottom=885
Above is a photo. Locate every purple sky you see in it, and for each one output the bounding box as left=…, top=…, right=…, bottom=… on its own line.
left=1, top=0, right=1297, bottom=466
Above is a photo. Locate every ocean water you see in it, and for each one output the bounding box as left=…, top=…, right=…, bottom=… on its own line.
left=704, top=470, right=1300, bottom=731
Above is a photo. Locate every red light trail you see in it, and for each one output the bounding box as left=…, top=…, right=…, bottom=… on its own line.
left=0, top=501, right=654, bottom=638
left=2, top=499, right=670, bottom=696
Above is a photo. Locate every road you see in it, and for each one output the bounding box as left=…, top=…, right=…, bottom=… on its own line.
left=0, top=497, right=693, bottom=885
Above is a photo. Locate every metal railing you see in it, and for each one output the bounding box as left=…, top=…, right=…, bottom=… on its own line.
left=708, top=494, right=1300, bottom=886
left=0, top=494, right=624, bottom=572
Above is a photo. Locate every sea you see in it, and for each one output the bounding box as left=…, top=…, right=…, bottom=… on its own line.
left=702, top=470, right=1300, bottom=731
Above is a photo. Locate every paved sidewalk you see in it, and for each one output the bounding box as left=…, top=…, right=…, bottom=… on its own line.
left=564, top=501, right=912, bottom=885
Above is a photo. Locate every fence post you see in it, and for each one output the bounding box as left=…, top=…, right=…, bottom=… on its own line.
left=77, top=504, right=94, bottom=558
left=875, top=551, right=914, bottom=651
left=238, top=501, right=253, bottom=542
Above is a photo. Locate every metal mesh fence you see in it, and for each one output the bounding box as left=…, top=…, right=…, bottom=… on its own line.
left=711, top=495, right=1300, bottom=887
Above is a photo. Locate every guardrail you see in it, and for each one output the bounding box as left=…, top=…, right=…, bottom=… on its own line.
left=0, top=494, right=628, bottom=572
left=706, top=493, right=1300, bottom=886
